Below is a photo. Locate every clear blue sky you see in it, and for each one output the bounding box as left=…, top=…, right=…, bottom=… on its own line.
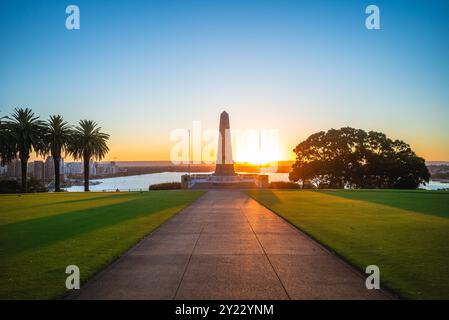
left=1, top=0, right=448, bottom=161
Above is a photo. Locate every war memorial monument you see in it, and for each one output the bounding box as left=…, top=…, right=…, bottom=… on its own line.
left=181, top=111, right=268, bottom=189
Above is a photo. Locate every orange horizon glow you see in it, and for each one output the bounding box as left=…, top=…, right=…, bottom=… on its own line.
left=24, top=120, right=449, bottom=164
left=27, top=143, right=449, bottom=164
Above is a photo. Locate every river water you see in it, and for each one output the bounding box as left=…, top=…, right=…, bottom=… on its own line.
left=65, top=172, right=448, bottom=192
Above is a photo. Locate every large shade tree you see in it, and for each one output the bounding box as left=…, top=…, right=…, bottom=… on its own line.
left=4, top=108, right=47, bottom=192
left=68, top=120, right=109, bottom=191
left=44, top=115, right=72, bottom=192
left=289, top=127, right=430, bottom=189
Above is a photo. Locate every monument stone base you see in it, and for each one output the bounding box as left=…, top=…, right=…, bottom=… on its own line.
left=181, top=173, right=268, bottom=189
left=213, top=164, right=237, bottom=176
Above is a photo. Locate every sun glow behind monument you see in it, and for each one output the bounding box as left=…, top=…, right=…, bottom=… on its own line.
left=169, top=114, right=282, bottom=166
left=181, top=111, right=269, bottom=189
left=233, top=129, right=281, bottom=165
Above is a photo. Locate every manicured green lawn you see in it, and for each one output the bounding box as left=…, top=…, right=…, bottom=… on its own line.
left=0, top=191, right=204, bottom=299
left=246, top=189, right=449, bottom=299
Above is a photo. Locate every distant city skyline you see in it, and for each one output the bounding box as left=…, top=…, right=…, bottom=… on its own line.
left=2, top=157, right=120, bottom=181
left=1, top=0, right=448, bottom=162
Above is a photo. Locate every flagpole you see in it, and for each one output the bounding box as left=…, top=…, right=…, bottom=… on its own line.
left=188, top=129, right=191, bottom=176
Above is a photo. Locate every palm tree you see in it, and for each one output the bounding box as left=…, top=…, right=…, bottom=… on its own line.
left=68, top=120, right=109, bottom=191
left=5, top=108, right=46, bottom=192
left=44, top=115, right=72, bottom=192
left=0, top=115, right=14, bottom=165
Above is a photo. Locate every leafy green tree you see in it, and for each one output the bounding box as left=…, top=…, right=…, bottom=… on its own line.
left=68, top=120, right=109, bottom=191
left=44, top=115, right=72, bottom=192
left=4, top=108, right=46, bottom=192
left=290, top=127, right=430, bottom=189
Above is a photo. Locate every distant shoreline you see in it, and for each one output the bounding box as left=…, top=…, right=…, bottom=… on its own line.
left=64, top=172, right=449, bottom=192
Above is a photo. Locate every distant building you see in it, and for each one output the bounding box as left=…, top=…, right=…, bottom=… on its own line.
left=95, top=161, right=119, bottom=176
left=89, top=161, right=96, bottom=176
left=43, top=157, right=65, bottom=182
left=62, top=161, right=119, bottom=177
left=27, top=162, right=34, bottom=177
left=59, top=158, right=65, bottom=182
left=34, top=161, right=45, bottom=181
left=64, top=162, right=83, bottom=175
left=6, top=159, right=21, bottom=180
left=45, top=157, right=55, bottom=182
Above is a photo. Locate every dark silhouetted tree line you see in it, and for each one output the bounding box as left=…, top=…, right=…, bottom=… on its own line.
left=289, top=127, right=430, bottom=189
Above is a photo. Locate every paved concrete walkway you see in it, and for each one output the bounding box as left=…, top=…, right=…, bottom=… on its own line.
left=74, top=190, right=390, bottom=300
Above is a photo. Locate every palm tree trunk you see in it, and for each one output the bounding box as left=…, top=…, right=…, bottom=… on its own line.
left=20, top=157, right=28, bottom=192
left=83, top=152, right=90, bottom=192
left=53, top=156, right=61, bottom=192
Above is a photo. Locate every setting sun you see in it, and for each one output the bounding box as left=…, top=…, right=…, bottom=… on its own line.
left=233, top=129, right=281, bottom=165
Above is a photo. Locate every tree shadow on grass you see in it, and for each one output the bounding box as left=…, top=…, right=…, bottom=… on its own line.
left=318, top=190, right=449, bottom=219
left=10, top=192, right=136, bottom=211
left=245, top=189, right=282, bottom=205
left=0, top=194, right=183, bottom=257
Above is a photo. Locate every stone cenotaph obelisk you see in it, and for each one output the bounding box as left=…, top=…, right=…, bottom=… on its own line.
left=214, top=111, right=236, bottom=176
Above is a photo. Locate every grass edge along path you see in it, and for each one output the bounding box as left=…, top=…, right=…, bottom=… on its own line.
left=0, top=190, right=205, bottom=299
left=246, top=189, right=449, bottom=300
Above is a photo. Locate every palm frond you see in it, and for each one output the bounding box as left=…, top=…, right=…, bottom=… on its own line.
left=4, top=108, right=46, bottom=160
left=68, top=119, right=110, bottom=161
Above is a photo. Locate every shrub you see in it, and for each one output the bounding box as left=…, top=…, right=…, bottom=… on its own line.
left=149, top=182, right=181, bottom=190
left=0, top=179, right=22, bottom=194
left=0, top=177, right=47, bottom=193
left=28, top=177, right=48, bottom=193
